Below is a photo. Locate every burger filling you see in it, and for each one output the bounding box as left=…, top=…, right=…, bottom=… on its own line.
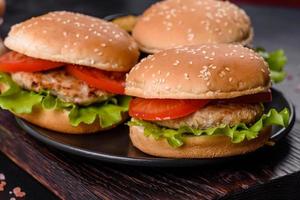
left=128, top=96, right=290, bottom=148
left=0, top=51, right=130, bottom=128
left=11, top=70, right=113, bottom=105
left=155, top=103, right=264, bottom=130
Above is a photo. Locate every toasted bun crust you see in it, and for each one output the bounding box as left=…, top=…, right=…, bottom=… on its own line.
left=0, top=0, right=5, bottom=17
left=4, top=11, right=140, bottom=72
left=15, top=106, right=128, bottom=134
left=126, top=44, right=270, bottom=99
left=130, top=125, right=272, bottom=158
left=132, top=0, right=252, bottom=53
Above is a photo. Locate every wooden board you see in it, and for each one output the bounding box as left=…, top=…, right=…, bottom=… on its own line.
left=0, top=110, right=300, bottom=199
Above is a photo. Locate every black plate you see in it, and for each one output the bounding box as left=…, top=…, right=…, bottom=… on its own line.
left=16, top=88, right=295, bottom=167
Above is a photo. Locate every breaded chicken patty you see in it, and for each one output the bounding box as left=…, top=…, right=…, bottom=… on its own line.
left=154, top=103, right=264, bottom=129
left=11, top=69, right=113, bottom=105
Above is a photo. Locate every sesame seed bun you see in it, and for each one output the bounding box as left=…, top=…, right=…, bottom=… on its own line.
left=130, top=125, right=271, bottom=158
left=125, top=44, right=270, bottom=99
left=15, top=106, right=128, bottom=134
left=4, top=11, right=140, bottom=72
left=132, top=0, right=253, bottom=54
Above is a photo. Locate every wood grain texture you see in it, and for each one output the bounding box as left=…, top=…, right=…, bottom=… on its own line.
left=0, top=110, right=299, bottom=200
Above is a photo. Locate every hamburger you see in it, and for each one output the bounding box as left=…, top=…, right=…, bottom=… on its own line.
left=132, top=0, right=253, bottom=54
left=0, top=11, right=140, bottom=134
left=126, top=44, right=289, bottom=158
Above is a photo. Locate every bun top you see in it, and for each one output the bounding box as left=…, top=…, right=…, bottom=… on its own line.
left=132, top=0, right=252, bottom=53
left=4, top=11, right=140, bottom=72
left=125, top=44, right=270, bottom=99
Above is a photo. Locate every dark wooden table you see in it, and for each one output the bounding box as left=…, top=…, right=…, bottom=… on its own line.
left=0, top=1, right=300, bottom=200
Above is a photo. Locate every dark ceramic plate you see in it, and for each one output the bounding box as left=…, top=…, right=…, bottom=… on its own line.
left=16, top=88, right=295, bottom=167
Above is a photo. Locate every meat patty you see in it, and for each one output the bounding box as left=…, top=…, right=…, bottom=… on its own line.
left=154, top=103, right=264, bottom=130
left=11, top=69, right=113, bottom=105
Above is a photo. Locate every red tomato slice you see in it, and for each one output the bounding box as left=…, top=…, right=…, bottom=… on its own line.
left=0, top=51, right=63, bottom=72
left=218, top=91, right=272, bottom=104
left=66, top=65, right=126, bottom=94
left=129, top=98, right=210, bottom=121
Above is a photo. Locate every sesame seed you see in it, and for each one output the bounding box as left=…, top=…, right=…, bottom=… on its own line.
left=219, top=71, right=226, bottom=78
left=173, top=60, right=180, bottom=66
left=184, top=73, right=190, bottom=80
left=187, top=33, right=195, bottom=41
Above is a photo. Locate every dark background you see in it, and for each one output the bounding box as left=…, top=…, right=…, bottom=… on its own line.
left=0, top=1, right=299, bottom=199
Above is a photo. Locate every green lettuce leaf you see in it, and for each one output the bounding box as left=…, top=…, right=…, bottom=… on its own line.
left=255, top=48, right=287, bottom=83
left=128, top=108, right=290, bottom=148
left=0, top=73, right=43, bottom=113
left=0, top=72, right=130, bottom=128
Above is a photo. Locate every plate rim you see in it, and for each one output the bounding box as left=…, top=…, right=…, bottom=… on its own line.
left=16, top=88, right=296, bottom=167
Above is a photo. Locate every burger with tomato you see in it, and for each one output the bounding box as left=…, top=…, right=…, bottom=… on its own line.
left=0, top=11, right=140, bottom=134
left=126, top=44, right=289, bottom=158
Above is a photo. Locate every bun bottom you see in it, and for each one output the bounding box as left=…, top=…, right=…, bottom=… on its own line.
left=130, top=125, right=271, bottom=158
left=16, top=106, right=128, bottom=134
